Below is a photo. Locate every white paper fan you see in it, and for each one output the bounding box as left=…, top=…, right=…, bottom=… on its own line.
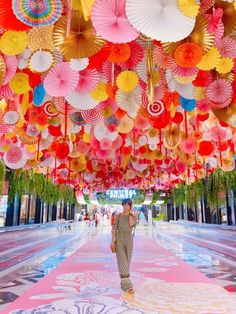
left=30, top=51, right=54, bottom=73
left=126, top=0, right=196, bottom=42
left=70, top=58, right=89, bottom=71
left=66, top=92, right=98, bottom=110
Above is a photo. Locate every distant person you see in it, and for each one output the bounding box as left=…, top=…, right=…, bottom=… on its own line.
left=111, top=212, right=116, bottom=226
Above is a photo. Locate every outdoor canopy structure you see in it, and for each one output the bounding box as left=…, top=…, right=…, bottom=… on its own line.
left=0, top=0, right=235, bottom=200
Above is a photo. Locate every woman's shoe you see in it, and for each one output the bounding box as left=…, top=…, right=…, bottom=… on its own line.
left=127, top=288, right=135, bottom=294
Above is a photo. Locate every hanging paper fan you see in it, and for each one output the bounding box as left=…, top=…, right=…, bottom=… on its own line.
left=173, top=42, right=203, bottom=68
left=70, top=58, right=89, bottom=71
left=178, top=0, right=200, bottom=17
left=126, top=0, right=195, bottom=42
left=206, top=79, right=232, bottom=103
left=53, top=97, right=73, bottom=114
left=200, top=0, right=214, bottom=13
left=12, top=0, right=62, bottom=26
left=91, top=0, right=138, bottom=43
left=197, top=47, right=221, bottom=70
left=210, top=125, right=228, bottom=142
left=28, top=25, right=54, bottom=52
left=116, top=87, right=141, bottom=117
left=112, top=134, right=123, bottom=149
left=3, top=55, right=17, bottom=85
left=116, top=70, right=138, bottom=92
left=75, top=69, right=99, bottom=93
left=0, top=30, right=29, bottom=56
left=180, top=96, right=196, bottom=112
left=3, top=110, right=19, bottom=125
left=116, top=114, right=134, bottom=134
left=153, top=46, right=176, bottom=70
left=53, top=11, right=104, bottom=60
left=3, top=146, right=26, bottom=169
left=9, top=73, right=31, bottom=94
left=100, top=138, right=112, bottom=150
left=119, top=41, right=144, bottom=69
left=29, top=50, right=54, bottom=73
left=216, top=36, right=236, bottom=58
left=33, top=83, right=46, bottom=106
left=172, top=65, right=198, bottom=77
left=81, top=107, right=104, bottom=124
left=215, top=57, right=234, bottom=74
left=26, top=124, right=40, bottom=137
left=181, top=138, right=197, bottom=154
left=192, top=70, right=213, bottom=87
left=0, top=0, right=31, bottom=31
left=69, top=111, right=86, bottom=125
left=44, top=62, right=79, bottom=97
left=94, top=123, right=118, bottom=141
left=147, top=101, right=164, bottom=117
left=43, top=101, right=59, bottom=117
left=102, top=61, right=121, bottom=82
left=66, top=92, right=98, bottom=110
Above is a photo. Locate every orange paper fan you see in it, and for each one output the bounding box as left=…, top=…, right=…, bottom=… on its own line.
left=174, top=43, right=203, bottom=68
left=107, top=43, right=131, bottom=63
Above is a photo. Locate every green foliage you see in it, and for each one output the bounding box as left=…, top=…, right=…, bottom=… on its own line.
left=172, top=169, right=236, bottom=207
left=153, top=213, right=165, bottom=221
left=8, top=169, right=76, bottom=205
left=0, top=161, right=6, bottom=195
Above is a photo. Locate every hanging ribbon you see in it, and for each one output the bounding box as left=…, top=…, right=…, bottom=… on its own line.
left=64, top=102, right=68, bottom=139
left=54, top=157, right=57, bottom=184
left=111, top=62, right=115, bottom=87
left=66, top=0, right=72, bottom=38
left=218, top=137, right=223, bottom=167
left=184, top=110, right=189, bottom=138
left=146, top=44, right=154, bottom=104
left=37, top=136, right=40, bottom=162
left=159, top=129, right=162, bottom=152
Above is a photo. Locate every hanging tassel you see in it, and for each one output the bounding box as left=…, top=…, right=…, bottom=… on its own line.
left=66, top=0, right=72, bottom=38
left=184, top=110, right=189, bottom=138
left=64, top=102, right=68, bottom=139
left=37, top=136, right=40, bottom=162
left=218, top=137, right=223, bottom=167
left=146, top=45, right=154, bottom=104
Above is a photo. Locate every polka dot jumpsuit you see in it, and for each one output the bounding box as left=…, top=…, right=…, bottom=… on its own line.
left=114, top=214, right=135, bottom=291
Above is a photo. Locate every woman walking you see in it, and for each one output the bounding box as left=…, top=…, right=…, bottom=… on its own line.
left=110, top=198, right=136, bottom=294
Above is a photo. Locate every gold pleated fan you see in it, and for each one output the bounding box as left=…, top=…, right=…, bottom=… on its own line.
left=53, top=10, right=104, bottom=60
left=214, top=0, right=236, bottom=36
left=212, top=102, right=236, bottom=126
left=163, top=123, right=180, bottom=149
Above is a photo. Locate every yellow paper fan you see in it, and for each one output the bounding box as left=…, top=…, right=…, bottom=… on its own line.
left=116, top=70, right=138, bottom=92
left=174, top=74, right=197, bottom=84
left=90, top=82, right=108, bottom=101
left=215, top=57, right=234, bottom=74
left=0, top=31, right=29, bottom=56
left=178, top=0, right=200, bottom=17
left=81, top=0, right=95, bottom=21
left=234, top=0, right=236, bottom=10
left=193, top=87, right=206, bottom=101
left=197, top=47, right=221, bottom=70
left=9, top=73, right=31, bottom=94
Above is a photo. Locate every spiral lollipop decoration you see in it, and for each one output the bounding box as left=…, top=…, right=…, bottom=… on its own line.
left=147, top=101, right=164, bottom=116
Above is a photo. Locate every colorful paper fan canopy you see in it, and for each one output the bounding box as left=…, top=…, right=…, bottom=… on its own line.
left=53, top=11, right=104, bottom=60
left=12, top=0, right=62, bottom=27
left=91, top=0, right=138, bottom=43
left=43, top=62, right=79, bottom=97
left=126, top=0, right=196, bottom=42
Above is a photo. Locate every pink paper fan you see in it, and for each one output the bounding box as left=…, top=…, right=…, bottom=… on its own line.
left=100, top=137, right=112, bottom=150
left=3, top=55, right=17, bottom=85
left=119, top=41, right=144, bottom=69
left=53, top=97, right=73, bottom=114
left=153, top=46, right=176, bottom=70
left=210, top=125, right=228, bottom=142
left=0, top=124, right=13, bottom=135
left=102, top=61, right=121, bottom=82
left=0, top=84, right=14, bottom=100
left=81, top=107, right=104, bottom=125
left=98, top=99, right=118, bottom=113
left=112, top=134, right=123, bottom=149
left=181, top=139, right=197, bottom=154
left=76, top=69, right=100, bottom=93
left=208, top=96, right=232, bottom=109
left=96, top=149, right=110, bottom=159
left=172, top=65, right=198, bottom=77
left=214, top=22, right=224, bottom=45
left=206, top=79, right=232, bottom=103
left=196, top=99, right=210, bottom=112
left=91, top=0, right=138, bottom=43
left=44, top=62, right=79, bottom=97
left=77, top=140, right=90, bottom=154
left=5, top=146, right=23, bottom=163
left=215, top=36, right=236, bottom=58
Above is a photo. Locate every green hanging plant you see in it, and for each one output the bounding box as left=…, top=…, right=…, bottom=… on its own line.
left=0, top=160, right=6, bottom=195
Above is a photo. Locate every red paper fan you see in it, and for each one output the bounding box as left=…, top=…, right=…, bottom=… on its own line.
left=216, top=37, right=236, bottom=58
left=153, top=46, right=175, bottom=69
left=147, top=101, right=164, bottom=116
left=198, top=140, right=214, bottom=156
left=196, top=99, right=210, bottom=112
left=119, top=41, right=144, bottom=69
left=88, top=44, right=110, bottom=70
left=208, top=97, right=232, bottom=109
left=5, top=146, right=23, bottom=163
left=81, top=107, right=104, bottom=124
left=149, top=110, right=170, bottom=129
left=200, top=0, right=214, bottom=13
left=43, top=101, right=59, bottom=117
left=0, top=0, right=31, bottom=31
left=210, top=125, right=228, bottom=142
left=206, top=79, right=232, bottom=103
left=102, top=61, right=121, bottom=82
left=100, top=138, right=112, bottom=150
left=0, top=84, right=14, bottom=100
left=192, top=70, right=213, bottom=87
left=172, top=65, right=198, bottom=77
left=76, top=69, right=100, bottom=93
left=112, top=134, right=123, bottom=149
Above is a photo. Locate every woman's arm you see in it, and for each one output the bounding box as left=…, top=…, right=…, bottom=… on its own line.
left=128, top=213, right=136, bottom=227
left=111, top=215, right=118, bottom=243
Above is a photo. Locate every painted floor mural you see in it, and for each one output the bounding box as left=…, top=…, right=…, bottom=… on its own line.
left=2, top=232, right=236, bottom=314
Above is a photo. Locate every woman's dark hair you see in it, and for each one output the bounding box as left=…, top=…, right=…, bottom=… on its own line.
left=122, top=198, right=132, bottom=206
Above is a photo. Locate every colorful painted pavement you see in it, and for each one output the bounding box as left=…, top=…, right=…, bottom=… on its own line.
left=2, top=232, right=236, bottom=314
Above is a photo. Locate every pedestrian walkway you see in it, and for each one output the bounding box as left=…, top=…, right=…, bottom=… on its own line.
left=2, top=231, right=236, bottom=314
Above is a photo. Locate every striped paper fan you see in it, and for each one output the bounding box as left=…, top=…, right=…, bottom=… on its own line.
left=81, top=107, right=104, bottom=125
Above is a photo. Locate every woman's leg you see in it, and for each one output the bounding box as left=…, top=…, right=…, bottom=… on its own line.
left=116, top=239, right=133, bottom=291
